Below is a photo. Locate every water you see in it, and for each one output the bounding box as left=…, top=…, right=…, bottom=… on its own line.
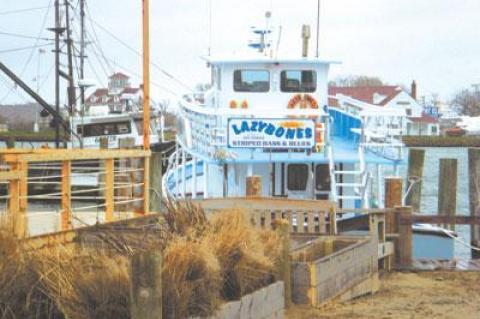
left=401, top=147, right=471, bottom=260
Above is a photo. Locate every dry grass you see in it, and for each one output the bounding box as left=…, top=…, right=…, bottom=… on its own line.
left=0, top=202, right=282, bottom=319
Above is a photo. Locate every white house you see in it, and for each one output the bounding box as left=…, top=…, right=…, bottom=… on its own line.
left=328, top=82, right=440, bottom=136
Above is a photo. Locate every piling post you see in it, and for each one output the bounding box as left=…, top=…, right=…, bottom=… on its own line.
left=438, top=159, right=457, bottom=230
left=276, top=219, right=292, bottom=308
left=384, top=177, right=402, bottom=233
left=468, top=148, right=480, bottom=259
left=149, top=151, right=162, bottom=213
left=104, top=158, right=114, bottom=222
left=118, top=137, right=135, bottom=211
left=405, top=149, right=425, bottom=212
left=130, top=250, right=162, bottom=319
left=61, top=160, right=72, bottom=230
left=246, top=175, right=262, bottom=197
left=395, top=206, right=413, bottom=269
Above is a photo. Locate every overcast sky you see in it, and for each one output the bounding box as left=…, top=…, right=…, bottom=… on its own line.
left=1, top=0, right=479, bottom=106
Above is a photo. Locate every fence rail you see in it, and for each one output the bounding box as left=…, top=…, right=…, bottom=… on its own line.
left=0, top=148, right=151, bottom=238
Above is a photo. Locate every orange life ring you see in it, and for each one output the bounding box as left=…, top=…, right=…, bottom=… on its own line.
left=287, top=93, right=318, bottom=109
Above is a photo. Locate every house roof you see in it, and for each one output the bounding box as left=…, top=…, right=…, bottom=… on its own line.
left=328, top=86, right=403, bottom=106
left=121, top=87, right=140, bottom=94
left=109, top=72, right=129, bottom=80
left=86, top=88, right=108, bottom=102
left=408, top=113, right=438, bottom=124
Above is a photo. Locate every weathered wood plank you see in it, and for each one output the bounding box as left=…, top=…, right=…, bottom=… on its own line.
left=468, top=148, right=480, bottom=259
left=405, top=149, right=425, bottom=212
left=438, top=159, right=457, bottom=229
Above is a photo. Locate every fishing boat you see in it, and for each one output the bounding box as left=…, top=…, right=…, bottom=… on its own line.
left=162, top=23, right=457, bottom=260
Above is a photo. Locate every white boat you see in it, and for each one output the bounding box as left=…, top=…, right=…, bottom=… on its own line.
left=162, top=26, right=454, bottom=261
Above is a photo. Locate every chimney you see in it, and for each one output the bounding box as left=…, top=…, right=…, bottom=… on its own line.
left=301, top=25, right=311, bottom=57
left=411, top=80, right=417, bottom=100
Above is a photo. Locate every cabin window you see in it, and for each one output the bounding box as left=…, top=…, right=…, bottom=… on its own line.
left=79, top=121, right=132, bottom=137
left=315, top=164, right=331, bottom=191
left=280, top=70, right=316, bottom=93
left=287, top=164, right=308, bottom=191
left=233, top=70, right=270, bottom=92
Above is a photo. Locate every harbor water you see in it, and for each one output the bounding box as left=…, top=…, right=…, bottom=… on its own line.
left=401, top=147, right=471, bottom=261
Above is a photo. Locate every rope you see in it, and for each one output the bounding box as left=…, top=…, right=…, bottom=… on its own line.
left=439, top=227, right=480, bottom=252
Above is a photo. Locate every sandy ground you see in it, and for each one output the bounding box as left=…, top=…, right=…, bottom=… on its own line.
left=286, top=271, right=480, bottom=319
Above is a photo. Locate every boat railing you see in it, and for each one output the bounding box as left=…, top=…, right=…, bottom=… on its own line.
left=0, top=148, right=151, bottom=238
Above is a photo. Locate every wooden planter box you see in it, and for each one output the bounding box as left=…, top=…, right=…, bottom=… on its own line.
left=291, top=236, right=379, bottom=306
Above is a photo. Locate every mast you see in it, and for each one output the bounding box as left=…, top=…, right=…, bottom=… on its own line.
left=65, top=0, right=75, bottom=115
left=315, top=0, right=320, bottom=58
left=79, top=0, right=86, bottom=108
left=54, top=0, right=61, bottom=148
left=142, top=0, right=150, bottom=151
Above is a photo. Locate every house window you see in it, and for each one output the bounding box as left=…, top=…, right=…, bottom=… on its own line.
left=406, top=108, right=412, bottom=116
left=78, top=121, right=131, bottom=137
left=431, top=126, right=438, bottom=134
left=287, top=164, right=309, bottom=191
left=280, top=70, right=316, bottom=93
left=233, top=70, right=270, bottom=92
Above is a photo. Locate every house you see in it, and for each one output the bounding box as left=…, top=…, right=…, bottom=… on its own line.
left=328, top=81, right=440, bottom=136
left=86, top=72, right=143, bottom=113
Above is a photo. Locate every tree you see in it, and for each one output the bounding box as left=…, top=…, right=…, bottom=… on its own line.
left=452, top=89, right=480, bottom=116
left=329, top=75, right=385, bottom=87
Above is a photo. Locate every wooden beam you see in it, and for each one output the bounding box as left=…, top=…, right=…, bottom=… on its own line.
left=142, top=0, right=150, bottom=151
left=438, top=159, right=457, bottom=229
left=61, top=160, right=72, bottom=230
left=405, top=149, right=425, bottom=212
left=3, top=149, right=150, bottom=163
left=0, top=170, right=25, bottom=181
left=142, top=156, right=150, bottom=216
left=384, top=177, right=402, bottom=233
left=105, top=158, right=114, bottom=222
left=468, top=148, right=480, bottom=259
left=396, top=206, right=412, bottom=269
left=401, top=215, right=480, bottom=225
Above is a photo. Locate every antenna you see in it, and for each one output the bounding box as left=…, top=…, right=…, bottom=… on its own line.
left=315, top=0, right=320, bottom=58
left=208, top=0, right=212, bottom=56
left=275, top=25, right=282, bottom=59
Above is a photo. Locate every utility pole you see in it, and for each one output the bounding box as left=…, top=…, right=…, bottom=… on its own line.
left=64, top=0, right=75, bottom=115
left=80, top=0, right=86, bottom=108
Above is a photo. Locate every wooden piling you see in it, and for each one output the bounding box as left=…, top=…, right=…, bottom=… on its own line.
left=395, top=206, right=413, bottom=269
left=438, top=159, right=457, bottom=230
left=276, top=219, right=292, bottom=307
left=130, top=250, right=162, bottom=319
left=246, top=175, right=262, bottom=197
left=384, top=177, right=402, bottom=233
left=149, top=151, right=162, bottom=213
left=405, top=149, right=425, bottom=212
left=468, top=148, right=480, bottom=259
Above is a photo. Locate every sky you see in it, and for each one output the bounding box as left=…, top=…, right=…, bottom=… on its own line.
left=0, top=0, right=479, bottom=106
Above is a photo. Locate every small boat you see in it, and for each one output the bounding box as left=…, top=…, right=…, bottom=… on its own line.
left=445, top=127, right=466, bottom=137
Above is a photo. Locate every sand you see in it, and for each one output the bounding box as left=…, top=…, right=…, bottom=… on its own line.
left=286, top=271, right=480, bottom=319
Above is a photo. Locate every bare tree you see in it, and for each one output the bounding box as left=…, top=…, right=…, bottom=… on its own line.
left=329, top=75, right=384, bottom=87
left=452, top=89, right=480, bottom=116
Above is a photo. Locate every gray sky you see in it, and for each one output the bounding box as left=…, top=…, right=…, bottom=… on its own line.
left=0, top=0, right=479, bottom=106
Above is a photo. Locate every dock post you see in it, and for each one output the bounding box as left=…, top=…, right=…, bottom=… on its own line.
left=149, top=151, right=162, bottom=213
left=395, top=206, right=413, bottom=269
left=130, top=250, right=162, bottom=319
left=246, top=175, right=262, bottom=197
left=104, top=158, right=114, bottom=222
left=277, top=219, right=292, bottom=308
left=384, top=176, right=402, bottom=233
left=8, top=161, right=27, bottom=238
left=405, top=149, right=425, bottom=212
left=438, top=159, right=457, bottom=230
left=61, top=160, right=72, bottom=230
left=468, top=149, right=480, bottom=259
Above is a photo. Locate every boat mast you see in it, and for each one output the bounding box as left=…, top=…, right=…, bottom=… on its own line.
left=315, top=0, right=320, bottom=58
left=65, top=0, right=76, bottom=115
left=142, top=0, right=150, bottom=151
left=54, top=0, right=61, bottom=148
left=79, top=0, right=86, bottom=108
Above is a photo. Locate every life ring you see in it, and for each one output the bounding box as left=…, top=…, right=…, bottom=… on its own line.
left=287, top=94, right=318, bottom=109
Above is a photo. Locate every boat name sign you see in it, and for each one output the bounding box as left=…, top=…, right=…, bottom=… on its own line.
left=227, top=118, right=315, bottom=149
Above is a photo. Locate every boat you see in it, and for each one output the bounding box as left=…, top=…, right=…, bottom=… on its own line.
left=162, top=23, right=457, bottom=260
left=445, top=127, right=466, bottom=137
